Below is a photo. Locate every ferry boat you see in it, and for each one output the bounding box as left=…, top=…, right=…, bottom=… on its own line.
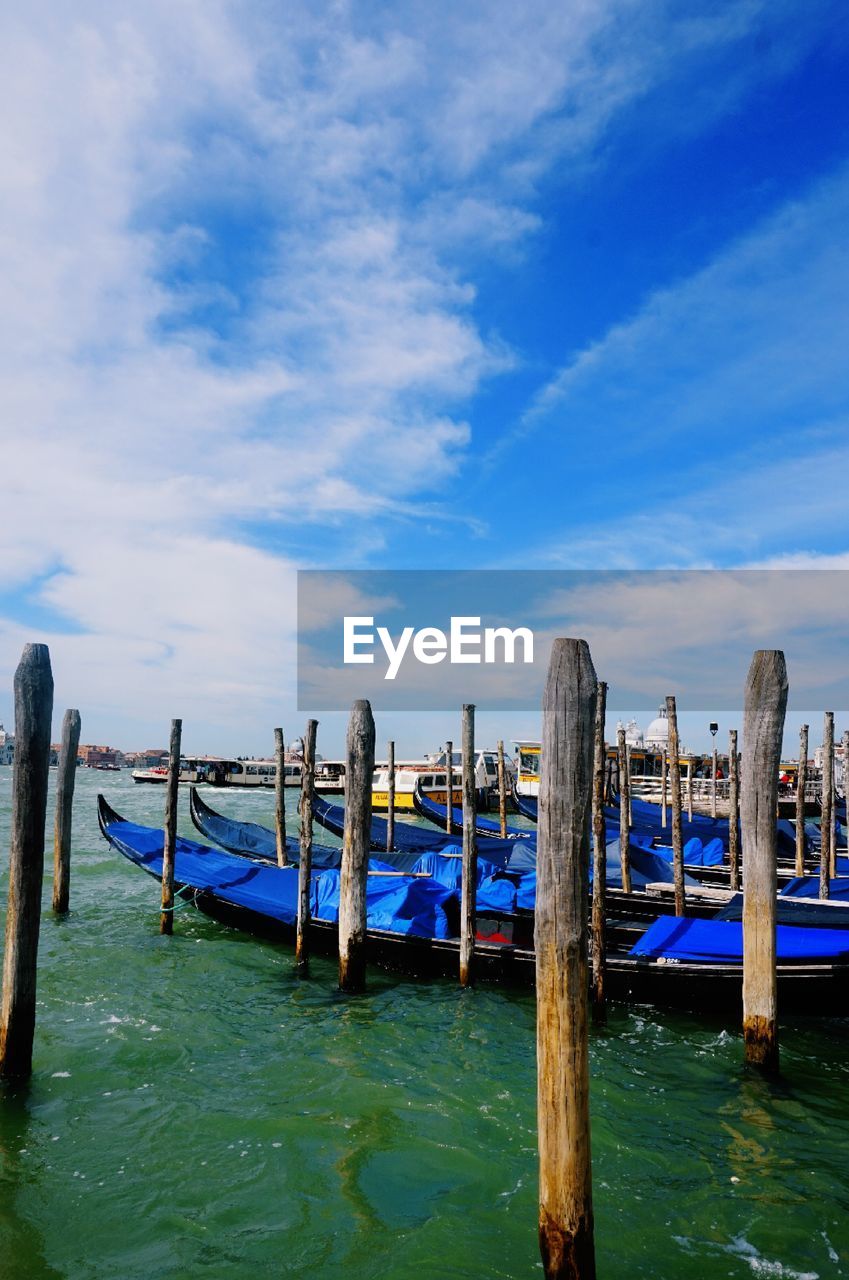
left=132, top=756, right=304, bottom=788
left=371, top=748, right=513, bottom=813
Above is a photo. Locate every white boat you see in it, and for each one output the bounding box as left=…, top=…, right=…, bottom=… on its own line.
left=132, top=755, right=303, bottom=788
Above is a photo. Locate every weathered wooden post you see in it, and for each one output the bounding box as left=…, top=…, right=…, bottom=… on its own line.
left=711, top=745, right=718, bottom=819
left=497, top=739, right=508, bottom=839
left=536, top=638, right=597, bottom=1280
left=741, top=650, right=787, bottom=1074
left=820, top=711, right=834, bottom=897
left=661, top=748, right=668, bottom=828
left=460, top=705, right=477, bottom=988
left=687, top=758, right=694, bottom=820
left=160, top=719, right=182, bottom=935
left=728, top=729, right=740, bottom=892
left=591, top=681, right=608, bottom=1025
left=617, top=726, right=631, bottom=893
left=296, top=719, right=318, bottom=976
left=52, top=708, right=81, bottom=915
left=339, top=700, right=375, bottom=993
left=0, top=645, right=54, bottom=1082
left=445, top=739, right=454, bottom=834
left=626, top=745, right=632, bottom=826
left=386, top=739, right=395, bottom=854
left=795, top=724, right=808, bottom=878
left=666, top=697, right=685, bottom=916
left=843, top=729, right=849, bottom=853
left=274, top=727, right=288, bottom=868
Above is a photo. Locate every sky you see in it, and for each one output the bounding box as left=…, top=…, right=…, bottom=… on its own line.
left=1, top=0, right=848, bottom=756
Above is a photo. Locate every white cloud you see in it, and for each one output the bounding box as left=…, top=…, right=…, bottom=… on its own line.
left=0, top=0, right=835, bottom=743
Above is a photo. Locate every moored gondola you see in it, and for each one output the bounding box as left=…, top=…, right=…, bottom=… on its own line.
left=98, top=796, right=849, bottom=1013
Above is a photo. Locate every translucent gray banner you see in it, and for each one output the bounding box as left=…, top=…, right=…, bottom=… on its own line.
left=297, top=569, right=849, bottom=711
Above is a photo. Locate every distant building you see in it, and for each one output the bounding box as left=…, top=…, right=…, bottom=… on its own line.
left=0, top=723, right=13, bottom=765
left=78, top=744, right=125, bottom=768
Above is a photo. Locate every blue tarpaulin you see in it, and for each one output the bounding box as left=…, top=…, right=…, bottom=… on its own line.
left=630, top=915, right=849, bottom=962
left=104, top=812, right=457, bottom=939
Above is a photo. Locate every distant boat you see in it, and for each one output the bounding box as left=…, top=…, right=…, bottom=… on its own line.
left=132, top=756, right=303, bottom=787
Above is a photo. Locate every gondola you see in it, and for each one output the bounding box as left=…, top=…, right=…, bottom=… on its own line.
left=98, top=796, right=849, bottom=1012
left=311, top=792, right=533, bottom=869
left=411, top=781, right=534, bottom=841
left=190, top=786, right=342, bottom=867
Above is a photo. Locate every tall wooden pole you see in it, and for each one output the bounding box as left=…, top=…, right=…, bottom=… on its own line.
left=843, top=729, right=849, bottom=853
left=820, top=711, right=834, bottom=897
left=626, top=746, right=632, bottom=826
left=386, top=739, right=395, bottom=853
left=160, top=718, right=182, bottom=935
left=666, top=698, right=684, bottom=916
left=795, top=724, right=808, bottom=878
left=536, top=638, right=597, bottom=1280
left=445, top=740, right=454, bottom=834
left=617, top=727, right=631, bottom=893
left=497, top=739, right=508, bottom=838
left=339, top=700, right=375, bottom=993
left=274, top=727, right=287, bottom=868
left=728, top=729, right=740, bottom=892
left=591, top=681, right=608, bottom=1026
left=687, top=758, right=694, bottom=821
left=660, top=749, right=668, bottom=828
left=296, top=718, right=318, bottom=976
left=460, top=705, right=477, bottom=988
left=0, top=644, right=54, bottom=1081
left=741, top=650, right=787, bottom=1074
left=711, top=746, right=718, bottom=819
left=52, top=708, right=81, bottom=915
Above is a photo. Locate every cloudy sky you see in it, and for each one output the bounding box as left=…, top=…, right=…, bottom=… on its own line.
left=2, top=0, right=848, bottom=753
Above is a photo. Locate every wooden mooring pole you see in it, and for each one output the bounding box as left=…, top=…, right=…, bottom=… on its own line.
left=460, top=705, right=477, bottom=988
left=820, top=711, right=834, bottom=898
left=0, top=645, right=54, bottom=1082
left=728, top=729, right=740, bottom=892
left=339, top=700, right=374, bottom=993
left=687, top=758, right=694, bottom=821
left=795, top=724, right=808, bottom=878
left=160, top=719, right=182, bottom=935
left=536, top=638, right=597, bottom=1280
left=843, top=730, right=849, bottom=852
left=617, top=727, right=631, bottom=893
left=711, top=746, right=718, bottom=819
left=661, top=749, right=668, bottom=829
left=666, top=697, right=684, bottom=916
left=296, top=718, right=318, bottom=976
left=497, top=739, right=508, bottom=839
left=386, top=739, right=395, bottom=854
left=591, top=681, right=608, bottom=1026
left=274, top=727, right=288, bottom=868
left=445, top=740, right=454, bottom=834
left=741, top=650, right=787, bottom=1074
left=52, top=708, right=81, bottom=915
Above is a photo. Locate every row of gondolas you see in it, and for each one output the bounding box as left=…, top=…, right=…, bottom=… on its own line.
left=97, top=781, right=849, bottom=1015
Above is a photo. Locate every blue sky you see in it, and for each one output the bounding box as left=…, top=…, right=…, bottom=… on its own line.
left=1, top=0, right=848, bottom=753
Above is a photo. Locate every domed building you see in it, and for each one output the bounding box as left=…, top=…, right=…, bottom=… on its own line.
left=644, top=706, right=670, bottom=749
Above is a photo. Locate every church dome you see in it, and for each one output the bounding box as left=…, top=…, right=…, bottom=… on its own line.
left=644, top=706, right=669, bottom=747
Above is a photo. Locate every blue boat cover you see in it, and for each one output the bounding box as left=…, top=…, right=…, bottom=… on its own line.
left=104, top=812, right=456, bottom=939
left=630, top=915, right=849, bottom=962
left=781, top=867, right=849, bottom=900
left=312, top=794, right=517, bottom=866
left=413, top=789, right=534, bottom=841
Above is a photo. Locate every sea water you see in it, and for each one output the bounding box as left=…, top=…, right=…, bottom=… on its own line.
left=0, top=769, right=846, bottom=1279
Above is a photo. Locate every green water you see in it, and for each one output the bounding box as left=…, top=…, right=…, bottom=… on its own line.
left=0, top=770, right=846, bottom=1279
